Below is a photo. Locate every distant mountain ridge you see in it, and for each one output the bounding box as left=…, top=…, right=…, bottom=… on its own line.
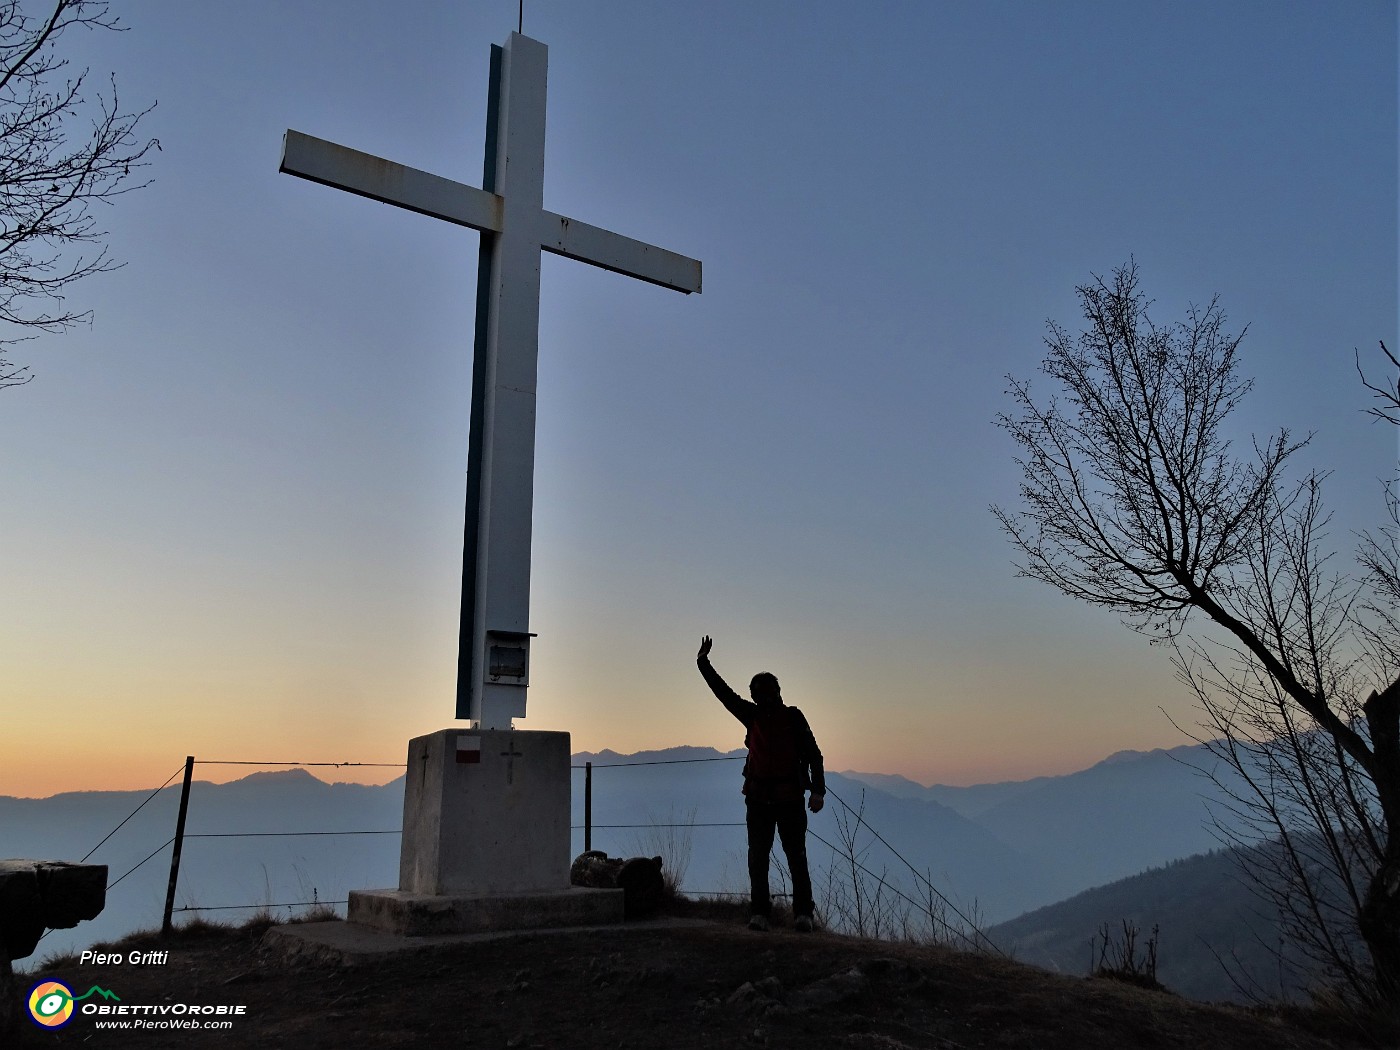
left=843, top=742, right=1238, bottom=894
left=572, top=745, right=746, bottom=765
left=987, top=844, right=1325, bottom=1003
left=842, top=744, right=1205, bottom=815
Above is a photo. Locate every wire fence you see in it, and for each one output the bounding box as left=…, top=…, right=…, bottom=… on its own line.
left=55, top=751, right=999, bottom=954
left=172, top=901, right=348, bottom=914
left=197, top=761, right=406, bottom=769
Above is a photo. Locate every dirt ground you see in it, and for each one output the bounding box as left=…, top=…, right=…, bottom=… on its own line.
left=10, top=905, right=1393, bottom=1049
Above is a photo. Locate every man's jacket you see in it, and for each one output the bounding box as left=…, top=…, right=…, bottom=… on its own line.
left=698, top=657, right=826, bottom=803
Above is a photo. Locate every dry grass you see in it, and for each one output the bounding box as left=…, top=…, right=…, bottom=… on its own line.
left=13, top=897, right=1398, bottom=1049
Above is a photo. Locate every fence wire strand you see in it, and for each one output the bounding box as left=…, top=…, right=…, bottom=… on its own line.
left=185, top=830, right=400, bottom=838
left=805, top=825, right=992, bottom=954
left=573, top=822, right=743, bottom=830
left=36, top=829, right=176, bottom=946
left=175, top=900, right=348, bottom=914
left=197, top=760, right=405, bottom=768
left=79, top=763, right=187, bottom=863
left=825, top=785, right=1003, bottom=955
left=107, top=837, right=176, bottom=891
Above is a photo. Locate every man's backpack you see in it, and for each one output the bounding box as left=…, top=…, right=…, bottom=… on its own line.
left=744, top=706, right=807, bottom=800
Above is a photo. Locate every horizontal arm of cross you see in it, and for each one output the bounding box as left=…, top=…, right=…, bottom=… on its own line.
left=280, top=130, right=503, bottom=233
left=280, top=130, right=701, bottom=295
left=542, top=212, right=700, bottom=294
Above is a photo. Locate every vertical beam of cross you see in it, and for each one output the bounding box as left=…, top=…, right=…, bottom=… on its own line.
left=462, top=36, right=547, bottom=731
left=279, top=33, right=701, bottom=730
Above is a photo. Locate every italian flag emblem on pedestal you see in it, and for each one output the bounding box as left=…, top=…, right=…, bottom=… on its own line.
left=455, top=734, right=481, bottom=764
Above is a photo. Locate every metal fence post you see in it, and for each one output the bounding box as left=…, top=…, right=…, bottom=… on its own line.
left=584, top=761, right=592, bottom=852
left=162, top=756, right=195, bottom=935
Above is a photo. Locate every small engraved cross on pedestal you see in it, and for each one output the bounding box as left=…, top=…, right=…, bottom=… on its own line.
left=500, top=737, right=524, bottom=785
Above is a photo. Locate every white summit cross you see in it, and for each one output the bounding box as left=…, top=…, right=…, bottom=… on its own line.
left=280, top=33, right=701, bottom=730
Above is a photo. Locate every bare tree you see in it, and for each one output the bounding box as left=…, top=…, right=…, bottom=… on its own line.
left=0, top=0, right=156, bottom=388
left=993, top=263, right=1400, bottom=1005
left=1357, top=342, right=1400, bottom=671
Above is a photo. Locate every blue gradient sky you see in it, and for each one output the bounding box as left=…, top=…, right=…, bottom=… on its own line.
left=1, top=1, right=1395, bottom=795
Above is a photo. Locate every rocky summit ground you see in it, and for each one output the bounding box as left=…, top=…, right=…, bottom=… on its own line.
left=10, top=903, right=1396, bottom=1049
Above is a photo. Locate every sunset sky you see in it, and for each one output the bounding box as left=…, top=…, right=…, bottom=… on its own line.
left=1, top=0, right=1395, bottom=797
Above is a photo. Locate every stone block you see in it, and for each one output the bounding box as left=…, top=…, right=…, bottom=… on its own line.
left=333, top=729, right=626, bottom=944
left=399, top=728, right=570, bottom=896
left=0, top=859, right=107, bottom=1042
left=347, top=885, right=623, bottom=936
left=0, top=860, right=107, bottom=961
left=0, top=863, right=42, bottom=963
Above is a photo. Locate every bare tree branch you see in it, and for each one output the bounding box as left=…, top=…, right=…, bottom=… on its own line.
left=0, top=0, right=157, bottom=384
left=1357, top=340, right=1400, bottom=427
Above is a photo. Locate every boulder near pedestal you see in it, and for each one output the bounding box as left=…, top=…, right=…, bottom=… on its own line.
left=348, top=729, right=622, bottom=936
left=0, top=860, right=108, bottom=1039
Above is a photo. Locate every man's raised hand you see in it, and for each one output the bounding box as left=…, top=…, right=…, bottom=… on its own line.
left=698, top=635, right=713, bottom=661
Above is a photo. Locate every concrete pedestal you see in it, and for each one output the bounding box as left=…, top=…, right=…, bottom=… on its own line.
left=349, top=728, right=622, bottom=936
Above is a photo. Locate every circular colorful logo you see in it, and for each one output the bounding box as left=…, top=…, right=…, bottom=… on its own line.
left=28, top=980, right=76, bottom=1028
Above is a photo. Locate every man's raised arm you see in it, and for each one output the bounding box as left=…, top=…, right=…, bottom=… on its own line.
left=696, top=635, right=754, bottom=726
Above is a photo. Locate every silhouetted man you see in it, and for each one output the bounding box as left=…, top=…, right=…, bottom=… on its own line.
left=697, top=635, right=825, bottom=932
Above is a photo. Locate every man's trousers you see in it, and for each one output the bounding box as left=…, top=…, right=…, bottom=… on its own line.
left=745, top=796, right=814, bottom=919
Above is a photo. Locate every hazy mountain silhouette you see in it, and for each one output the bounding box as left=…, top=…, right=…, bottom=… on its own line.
left=987, top=844, right=1334, bottom=1003
left=843, top=743, right=1246, bottom=895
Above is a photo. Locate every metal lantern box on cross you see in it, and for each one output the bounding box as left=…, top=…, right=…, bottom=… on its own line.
left=274, top=32, right=701, bottom=938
